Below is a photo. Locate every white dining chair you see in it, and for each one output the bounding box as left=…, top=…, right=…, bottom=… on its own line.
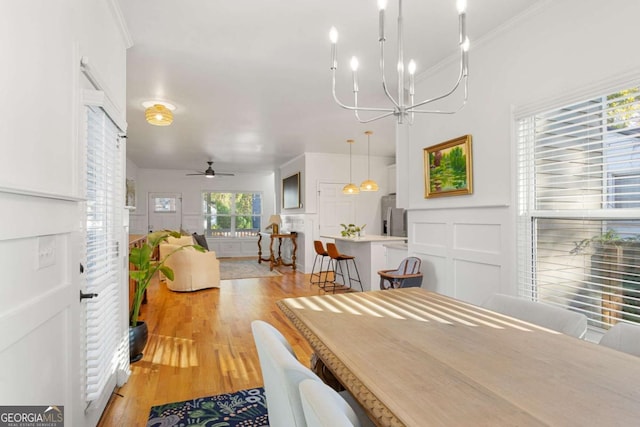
left=251, top=320, right=374, bottom=427
left=252, top=320, right=315, bottom=426
left=299, top=379, right=360, bottom=427
left=598, top=322, right=640, bottom=356
left=482, top=293, right=588, bottom=338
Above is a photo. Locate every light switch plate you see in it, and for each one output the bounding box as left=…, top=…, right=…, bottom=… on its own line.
left=37, top=235, right=56, bottom=269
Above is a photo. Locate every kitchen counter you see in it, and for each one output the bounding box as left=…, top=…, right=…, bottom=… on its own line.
left=322, top=234, right=407, bottom=243
left=383, top=242, right=408, bottom=250
left=321, top=234, right=407, bottom=291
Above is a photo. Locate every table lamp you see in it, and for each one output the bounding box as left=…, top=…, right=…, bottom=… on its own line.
left=268, top=214, right=282, bottom=234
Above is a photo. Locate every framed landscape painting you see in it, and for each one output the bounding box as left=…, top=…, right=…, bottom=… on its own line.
left=424, top=135, right=473, bottom=198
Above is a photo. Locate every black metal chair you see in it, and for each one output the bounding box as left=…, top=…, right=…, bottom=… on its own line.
left=378, top=257, right=423, bottom=290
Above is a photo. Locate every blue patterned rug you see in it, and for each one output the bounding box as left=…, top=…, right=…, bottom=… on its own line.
left=147, top=387, right=268, bottom=427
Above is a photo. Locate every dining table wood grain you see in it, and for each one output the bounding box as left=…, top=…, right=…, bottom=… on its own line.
left=277, top=288, right=640, bottom=427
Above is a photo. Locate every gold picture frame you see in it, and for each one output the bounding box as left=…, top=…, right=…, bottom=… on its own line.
left=424, top=135, right=473, bottom=198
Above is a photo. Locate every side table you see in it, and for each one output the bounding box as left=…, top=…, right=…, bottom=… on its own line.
left=258, top=232, right=297, bottom=271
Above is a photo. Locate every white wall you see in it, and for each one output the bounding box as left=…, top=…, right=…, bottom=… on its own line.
left=400, top=0, right=640, bottom=304
left=0, top=1, right=129, bottom=425
left=305, top=152, right=393, bottom=219
left=129, top=166, right=276, bottom=256
left=130, top=150, right=394, bottom=269
left=278, top=155, right=307, bottom=269
left=126, top=157, right=139, bottom=182
left=278, top=154, right=305, bottom=214
left=284, top=152, right=394, bottom=273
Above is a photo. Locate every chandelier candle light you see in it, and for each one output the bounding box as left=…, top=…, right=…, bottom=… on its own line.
left=360, top=131, right=379, bottom=191
left=329, top=0, right=469, bottom=124
left=343, top=139, right=360, bottom=195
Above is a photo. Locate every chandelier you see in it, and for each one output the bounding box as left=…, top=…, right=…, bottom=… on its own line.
left=329, top=0, right=469, bottom=124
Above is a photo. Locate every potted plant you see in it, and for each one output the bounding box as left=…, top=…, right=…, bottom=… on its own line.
left=128, top=230, right=204, bottom=362
left=340, top=223, right=366, bottom=238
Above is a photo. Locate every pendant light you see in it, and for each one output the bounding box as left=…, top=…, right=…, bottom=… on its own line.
left=360, top=130, right=379, bottom=191
left=343, top=139, right=360, bottom=195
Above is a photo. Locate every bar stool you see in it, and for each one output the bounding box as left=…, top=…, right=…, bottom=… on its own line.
left=310, top=240, right=332, bottom=288
left=325, top=243, right=363, bottom=293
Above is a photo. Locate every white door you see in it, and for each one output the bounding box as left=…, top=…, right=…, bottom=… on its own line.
left=0, top=195, right=81, bottom=425
left=148, top=193, right=182, bottom=232
left=318, top=182, right=355, bottom=239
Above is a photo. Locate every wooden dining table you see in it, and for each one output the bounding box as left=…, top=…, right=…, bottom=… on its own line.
left=276, top=288, right=640, bottom=427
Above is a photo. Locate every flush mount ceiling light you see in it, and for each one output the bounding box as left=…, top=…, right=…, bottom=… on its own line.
left=343, top=139, right=360, bottom=195
left=142, top=101, right=175, bottom=126
left=360, top=130, right=379, bottom=192
left=329, top=0, right=469, bottom=124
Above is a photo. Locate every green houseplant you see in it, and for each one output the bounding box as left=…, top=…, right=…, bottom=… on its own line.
left=340, top=223, right=366, bottom=238
left=128, top=230, right=204, bottom=361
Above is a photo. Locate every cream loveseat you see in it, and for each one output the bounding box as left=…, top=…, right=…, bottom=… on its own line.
left=159, top=235, right=220, bottom=291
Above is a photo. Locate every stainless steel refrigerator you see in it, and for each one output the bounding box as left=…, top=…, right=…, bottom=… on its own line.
left=381, top=194, right=407, bottom=237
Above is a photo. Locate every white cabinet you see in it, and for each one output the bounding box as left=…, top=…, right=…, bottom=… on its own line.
left=387, top=164, right=397, bottom=194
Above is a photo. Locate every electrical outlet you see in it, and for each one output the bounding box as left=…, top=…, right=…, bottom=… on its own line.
left=37, top=235, right=56, bottom=269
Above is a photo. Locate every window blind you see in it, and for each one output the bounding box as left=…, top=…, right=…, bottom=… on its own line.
left=517, top=87, right=640, bottom=329
left=85, top=106, right=123, bottom=401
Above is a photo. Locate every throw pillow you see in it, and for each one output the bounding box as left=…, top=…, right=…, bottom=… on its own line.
left=192, top=233, right=209, bottom=251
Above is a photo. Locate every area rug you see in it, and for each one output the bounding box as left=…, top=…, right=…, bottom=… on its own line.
left=219, top=259, right=282, bottom=280
left=147, top=387, right=268, bottom=427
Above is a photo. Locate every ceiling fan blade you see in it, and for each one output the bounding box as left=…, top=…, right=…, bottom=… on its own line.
left=186, top=162, right=235, bottom=177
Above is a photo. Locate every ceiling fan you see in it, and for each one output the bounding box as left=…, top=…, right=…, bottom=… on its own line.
left=186, top=161, right=235, bottom=178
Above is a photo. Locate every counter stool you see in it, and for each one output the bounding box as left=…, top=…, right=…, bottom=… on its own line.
left=326, top=243, right=363, bottom=293
left=310, top=240, right=332, bottom=288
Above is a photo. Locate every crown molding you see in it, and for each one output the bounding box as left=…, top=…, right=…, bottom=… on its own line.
left=107, top=0, right=134, bottom=49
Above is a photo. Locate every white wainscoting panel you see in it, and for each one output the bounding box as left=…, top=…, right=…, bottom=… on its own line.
left=419, top=254, right=446, bottom=294
left=409, top=207, right=512, bottom=305
left=0, top=192, right=80, bottom=418
left=454, top=223, right=502, bottom=254
left=208, top=238, right=257, bottom=258
left=413, top=221, right=447, bottom=250
left=453, top=259, right=502, bottom=304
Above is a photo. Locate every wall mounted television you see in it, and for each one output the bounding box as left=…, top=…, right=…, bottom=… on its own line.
left=282, top=172, right=301, bottom=209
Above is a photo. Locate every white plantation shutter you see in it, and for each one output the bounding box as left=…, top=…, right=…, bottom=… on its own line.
left=84, top=105, right=124, bottom=401
left=517, top=85, right=640, bottom=329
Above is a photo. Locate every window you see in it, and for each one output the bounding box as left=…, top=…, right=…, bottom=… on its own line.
left=203, top=191, right=262, bottom=237
left=153, top=197, right=177, bottom=213
left=517, top=86, right=640, bottom=329
left=84, top=105, right=125, bottom=401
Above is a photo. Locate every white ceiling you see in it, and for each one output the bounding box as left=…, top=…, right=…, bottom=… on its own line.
left=118, top=0, right=540, bottom=175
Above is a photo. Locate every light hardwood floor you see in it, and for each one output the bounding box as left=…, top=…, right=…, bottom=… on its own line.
left=98, top=266, right=330, bottom=426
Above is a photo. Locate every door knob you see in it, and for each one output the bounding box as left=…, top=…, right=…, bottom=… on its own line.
left=80, top=290, right=98, bottom=301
